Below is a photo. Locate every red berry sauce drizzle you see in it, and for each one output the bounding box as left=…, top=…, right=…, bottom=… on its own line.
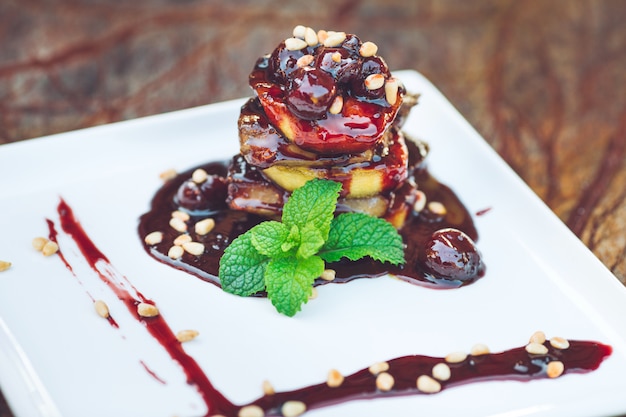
left=47, top=198, right=612, bottom=417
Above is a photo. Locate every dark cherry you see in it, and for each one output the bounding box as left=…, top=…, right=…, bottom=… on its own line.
left=423, top=228, right=482, bottom=281
left=267, top=42, right=317, bottom=85
left=174, top=175, right=228, bottom=213
left=350, top=56, right=391, bottom=99
left=315, top=47, right=357, bottom=82
left=285, top=66, right=337, bottom=120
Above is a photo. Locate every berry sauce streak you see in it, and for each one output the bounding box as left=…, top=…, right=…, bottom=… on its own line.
left=51, top=199, right=612, bottom=416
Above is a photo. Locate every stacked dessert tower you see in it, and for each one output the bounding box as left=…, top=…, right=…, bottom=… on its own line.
left=227, top=26, right=423, bottom=228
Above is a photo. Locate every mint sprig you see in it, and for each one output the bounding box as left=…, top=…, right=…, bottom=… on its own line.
left=218, top=179, right=405, bottom=316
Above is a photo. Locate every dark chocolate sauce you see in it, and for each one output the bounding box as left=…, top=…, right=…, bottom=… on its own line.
left=49, top=199, right=611, bottom=417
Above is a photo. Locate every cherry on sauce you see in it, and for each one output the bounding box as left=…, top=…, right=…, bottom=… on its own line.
left=175, top=174, right=228, bottom=214
left=285, top=67, right=337, bottom=120
left=423, top=228, right=482, bottom=281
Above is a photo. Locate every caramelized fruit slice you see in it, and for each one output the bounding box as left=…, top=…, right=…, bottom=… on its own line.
left=262, top=130, right=409, bottom=198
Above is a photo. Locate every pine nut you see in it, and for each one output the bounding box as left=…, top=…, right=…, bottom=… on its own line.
left=328, top=95, right=343, bottom=115
left=238, top=405, right=264, bottom=417
left=445, top=351, right=467, bottom=363
left=385, top=78, right=399, bottom=105
left=525, top=342, right=548, bottom=355
left=144, top=231, right=163, bottom=245
left=428, top=201, right=447, bottom=216
left=281, top=400, right=306, bottom=417
left=308, top=287, right=318, bottom=300
left=359, top=41, right=378, bottom=57
left=32, top=237, right=48, bottom=251
left=42, top=241, right=59, bottom=256
left=471, top=343, right=490, bottom=356
left=195, top=218, right=215, bottom=235
left=168, top=245, right=184, bottom=259
left=326, top=369, right=344, bottom=387
left=365, top=73, right=385, bottom=90
left=285, top=37, right=308, bottom=51
left=323, top=31, right=346, bottom=47
left=176, top=329, right=199, bottom=343
left=94, top=300, right=110, bottom=318
left=550, top=336, right=570, bottom=350
left=262, top=379, right=275, bottom=395
left=413, top=190, right=427, bottom=212
left=317, top=30, right=329, bottom=44
left=174, top=234, right=192, bottom=246
left=432, top=362, right=451, bottom=381
left=529, top=330, right=546, bottom=344
left=172, top=210, right=190, bottom=221
left=159, top=168, right=177, bottom=182
left=137, top=302, right=159, bottom=318
left=296, top=54, right=314, bottom=68
left=376, top=372, right=394, bottom=391
left=546, top=361, right=565, bottom=378
left=304, top=27, right=318, bottom=46
left=169, top=217, right=187, bottom=233
left=417, top=375, right=441, bottom=393
left=320, top=269, right=336, bottom=281
left=292, top=25, right=306, bottom=38
left=0, top=261, right=11, bottom=272
left=182, top=241, right=205, bottom=256
left=368, top=361, right=389, bottom=375
left=192, top=168, right=208, bottom=184
left=331, top=51, right=342, bottom=63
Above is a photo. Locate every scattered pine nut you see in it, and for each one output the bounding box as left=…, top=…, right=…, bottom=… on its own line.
left=195, top=218, right=216, bottom=235
left=308, top=287, right=318, bottom=300
left=296, top=54, right=314, bottom=68
left=292, top=25, right=306, bottom=38
left=471, top=343, right=490, bottom=356
left=262, top=379, right=275, bottom=395
left=413, top=190, right=427, bottom=212
left=238, top=405, right=264, bottom=417
left=384, top=78, right=399, bottom=105
left=323, top=31, right=346, bottom=47
left=317, top=30, right=329, bottom=44
left=0, top=261, right=11, bottom=272
left=32, top=237, right=48, bottom=251
left=137, top=302, right=159, bottom=318
left=529, top=330, right=546, bottom=344
left=427, top=201, right=447, bottom=216
left=546, top=361, right=565, bottom=378
left=445, top=351, right=467, bottom=363
left=320, top=269, right=336, bottom=281
left=285, top=37, right=308, bottom=51
left=432, top=362, right=451, bottom=381
left=192, top=168, right=208, bottom=184
left=328, top=96, right=343, bottom=115
left=169, top=217, right=188, bottom=233
left=176, top=329, right=199, bottom=343
left=281, top=400, right=306, bottom=417
left=359, top=41, right=378, bottom=57
left=144, top=231, right=163, bottom=245
left=168, top=245, right=184, bottom=259
left=304, top=27, right=318, bottom=46
left=159, top=168, right=177, bottom=182
left=172, top=210, right=190, bottom=221
left=42, top=241, right=59, bottom=257
left=94, top=300, right=110, bottom=318
left=375, top=372, right=395, bottom=391
left=182, top=241, right=205, bottom=256
left=550, top=336, right=570, bottom=350
left=525, top=342, right=549, bottom=355
left=368, top=361, right=389, bottom=375
left=331, top=51, right=342, bottom=63
left=326, top=369, right=344, bottom=387
left=364, top=73, right=385, bottom=90
left=417, top=375, right=441, bottom=394
left=174, top=234, right=193, bottom=246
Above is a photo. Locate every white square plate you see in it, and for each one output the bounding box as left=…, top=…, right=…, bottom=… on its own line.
left=1, top=70, right=626, bottom=417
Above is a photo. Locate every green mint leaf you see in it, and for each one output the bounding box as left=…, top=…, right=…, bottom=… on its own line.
left=250, top=221, right=289, bottom=257
left=320, top=212, right=405, bottom=265
left=282, top=179, right=341, bottom=241
left=219, top=230, right=268, bottom=296
left=265, top=255, right=324, bottom=317
left=281, top=224, right=300, bottom=253
left=296, top=222, right=325, bottom=259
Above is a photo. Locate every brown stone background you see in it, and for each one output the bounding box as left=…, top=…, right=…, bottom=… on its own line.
left=0, top=0, right=625, bottom=416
